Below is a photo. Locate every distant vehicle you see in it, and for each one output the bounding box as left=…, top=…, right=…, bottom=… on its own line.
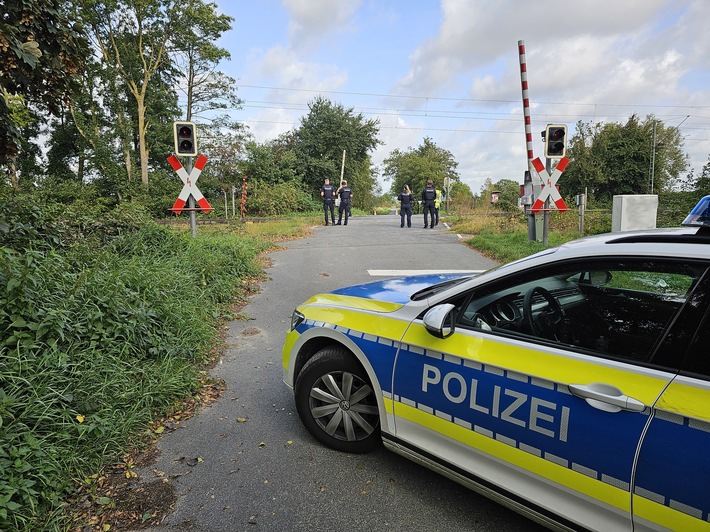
left=282, top=196, right=710, bottom=531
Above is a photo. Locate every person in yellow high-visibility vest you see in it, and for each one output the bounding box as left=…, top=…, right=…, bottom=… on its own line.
left=434, top=188, right=442, bottom=226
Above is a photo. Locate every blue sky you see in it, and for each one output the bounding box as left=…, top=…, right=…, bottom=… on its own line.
left=212, top=0, right=710, bottom=196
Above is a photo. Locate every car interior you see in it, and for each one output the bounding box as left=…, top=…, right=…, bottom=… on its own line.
left=453, top=260, right=704, bottom=365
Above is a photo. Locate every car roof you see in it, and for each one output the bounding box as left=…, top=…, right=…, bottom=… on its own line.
left=484, top=226, right=710, bottom=280
left=564, top=226, right=710, bottom=247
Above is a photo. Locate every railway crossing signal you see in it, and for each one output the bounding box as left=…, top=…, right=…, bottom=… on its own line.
left=544, top=124, right=567, bottom=158
left=174, top=121, right=198, bottom=156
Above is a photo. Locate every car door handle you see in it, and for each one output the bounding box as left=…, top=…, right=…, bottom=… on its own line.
left=569, top=383, right=646, bottom=413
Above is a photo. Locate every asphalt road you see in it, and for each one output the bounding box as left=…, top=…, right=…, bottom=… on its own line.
left=140, top=214, right=547, bottom=532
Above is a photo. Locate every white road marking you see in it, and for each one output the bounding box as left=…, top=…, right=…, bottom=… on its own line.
left=367, top=270, right=484, bottom=276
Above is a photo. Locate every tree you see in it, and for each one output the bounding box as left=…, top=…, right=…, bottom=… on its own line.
left=1, top=94, right=39, bottom=187
left=295, top=97, right=381, bottom=207
left=0, top=0, right=87, bottom=169
left=171, top=0, right=238, bottom=122
left=46, top=111, right=86, bottom=183
left=82, top=0, right=183, bottom=185
left=681, top=156, right=710, bottom=195
left=449, top=180, right=474, bottom=210
left=493, top=178, right=522, bottom=212
left=558, top=120, right=605, bottom=201
left=240, top=139, right=299, bottom=186
left=382, top=137, right=459, bottom=196
left=67, top=56, right=135, bottom=199
left=560, top=115, right=688, bottom=204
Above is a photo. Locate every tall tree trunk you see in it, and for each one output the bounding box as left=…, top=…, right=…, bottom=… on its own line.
left=137, top=94, right=149, bottom=185
left=78, top=153, right=85, bottom=183
left=117, top=111, right=133, bottom=181
left=7, top=159, right=18, bottom=188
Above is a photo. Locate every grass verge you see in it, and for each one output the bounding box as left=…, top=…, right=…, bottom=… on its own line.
left=0, top=205, right=317, bottom=532
left=450, top=210, right=612, bottom=262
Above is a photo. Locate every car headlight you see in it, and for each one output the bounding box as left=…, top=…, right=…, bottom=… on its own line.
left=290, top=310, right=305, bottom=332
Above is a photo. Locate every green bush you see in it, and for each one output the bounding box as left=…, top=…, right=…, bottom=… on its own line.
left=0, top=199, right=270, bottom=531
left=658, top=191, right=705, bottom=227
left=246, top=180, right=320, bottom=216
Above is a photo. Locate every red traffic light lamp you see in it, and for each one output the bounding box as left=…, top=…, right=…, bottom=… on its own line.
left=174, top=121, right=198, bottom=156
left=544, top=124, right=567, bottom=158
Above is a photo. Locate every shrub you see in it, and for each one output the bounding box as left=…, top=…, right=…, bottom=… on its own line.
left=0, top=199, right=271, bottom=531
left=246, top=181, right=320, bottom=216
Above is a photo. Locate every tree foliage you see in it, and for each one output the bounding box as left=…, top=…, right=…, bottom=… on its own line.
left=492, top=178, right=522, bottom=212
left=2, top=0, right=236, bottom=203
left=0, top=0, right=88, bottom=165
left=560, top=115, right=688, bottom=204
left=679, top=155, right=710, bottom=194
left=172, top=0, right=238, bottom=121
left=295, top=97, right=381, bottom=209
left=81, top=0, right=185, bottom=185
left=382, top=137, right=459, bottom=197
left=222, top=98, right=383, bottom=215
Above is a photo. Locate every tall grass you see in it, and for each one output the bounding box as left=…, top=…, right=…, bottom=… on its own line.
left=451, top=199, right=693, bottom=263
left=0, top=201, right=285, bottom=531
left=450, top=210, right=613, bottom=263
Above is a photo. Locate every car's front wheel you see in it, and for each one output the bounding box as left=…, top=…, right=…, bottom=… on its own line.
left=295, top=347, right=381, bottom=453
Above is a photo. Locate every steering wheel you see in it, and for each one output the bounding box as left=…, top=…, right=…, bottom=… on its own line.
left=523, top=286, right=569, bottom=341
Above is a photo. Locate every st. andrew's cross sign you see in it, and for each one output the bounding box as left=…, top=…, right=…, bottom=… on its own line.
left=167, top=154, right=213, bottom=214
left=530, top=157, right=569, bottom=214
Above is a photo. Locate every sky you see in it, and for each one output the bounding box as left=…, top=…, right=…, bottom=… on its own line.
left=211, top=0, right=710, bottom=196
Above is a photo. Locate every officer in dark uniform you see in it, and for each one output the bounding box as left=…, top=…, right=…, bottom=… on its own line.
left=320, top=178, right=336, bottom=225
left=397, top=184, right=413, bottom=228
left=421, top=179, right=436, bottom=228
left=336, top=180, right=352, bottom=225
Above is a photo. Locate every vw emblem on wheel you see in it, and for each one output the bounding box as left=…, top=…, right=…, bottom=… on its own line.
left=339, top=400, right=350, bottom=410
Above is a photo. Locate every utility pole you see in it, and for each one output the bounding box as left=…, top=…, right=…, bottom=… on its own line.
left=340, top=150, right=346, bottom=182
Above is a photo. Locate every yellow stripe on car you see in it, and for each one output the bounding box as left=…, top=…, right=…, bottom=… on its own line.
left=302, top=293, right=404, bottom=313
left=395, top=401, right=632, bottom=513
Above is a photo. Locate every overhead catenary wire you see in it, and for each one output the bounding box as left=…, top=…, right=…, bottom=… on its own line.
left=216, top=84, right=710, bottom=143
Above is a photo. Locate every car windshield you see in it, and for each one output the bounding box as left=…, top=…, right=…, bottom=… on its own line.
left=410, top=276, right=472, bottom=301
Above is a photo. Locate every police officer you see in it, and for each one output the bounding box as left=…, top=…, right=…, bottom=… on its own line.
left=336, top=180, right=352, bottom=225
left=398, top=184, right=413, bottom=228
left=422, top=179, right=436, bottom=228
left=320, top=177, right=336, bottom=226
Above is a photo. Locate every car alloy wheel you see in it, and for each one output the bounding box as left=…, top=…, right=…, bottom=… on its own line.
left=295, top=347, right=381, bottom=453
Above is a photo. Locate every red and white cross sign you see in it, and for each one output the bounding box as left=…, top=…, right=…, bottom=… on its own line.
left=167, top=154, right=212, bottom=214
left=530, top=157, right=569, bottom=213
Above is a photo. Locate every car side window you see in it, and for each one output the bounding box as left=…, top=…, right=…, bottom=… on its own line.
left=600, top=270, right=693, bottom=298
left=674, top=270, right=710, bottom=378
left=683, top=314, right=710, bottom=378
left=457, top=259, right=704, bottom=367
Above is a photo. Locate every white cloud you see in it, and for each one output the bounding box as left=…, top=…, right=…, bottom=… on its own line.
left=283, top=0, right=362, bottom=50
left=255, top=46, right=348, bottom=93
left=219, top=0, right=710, bottom=196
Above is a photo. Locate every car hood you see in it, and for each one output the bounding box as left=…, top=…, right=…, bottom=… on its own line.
left=328, top=273, right=472, bottom=306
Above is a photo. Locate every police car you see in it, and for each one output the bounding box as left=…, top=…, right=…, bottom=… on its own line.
left=282, top=196, right=710, bottom=532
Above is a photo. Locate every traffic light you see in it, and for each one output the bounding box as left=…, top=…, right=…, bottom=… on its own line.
left=544, top=124, right=567, bottom=158
left=174, top=121, right=197, bottom=156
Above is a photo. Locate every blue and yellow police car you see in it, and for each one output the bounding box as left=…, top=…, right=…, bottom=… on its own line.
left=282, top=196, right=710, bottom=532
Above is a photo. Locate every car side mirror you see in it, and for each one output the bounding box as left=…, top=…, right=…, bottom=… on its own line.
left=423, top=303, right=456, bottom=339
